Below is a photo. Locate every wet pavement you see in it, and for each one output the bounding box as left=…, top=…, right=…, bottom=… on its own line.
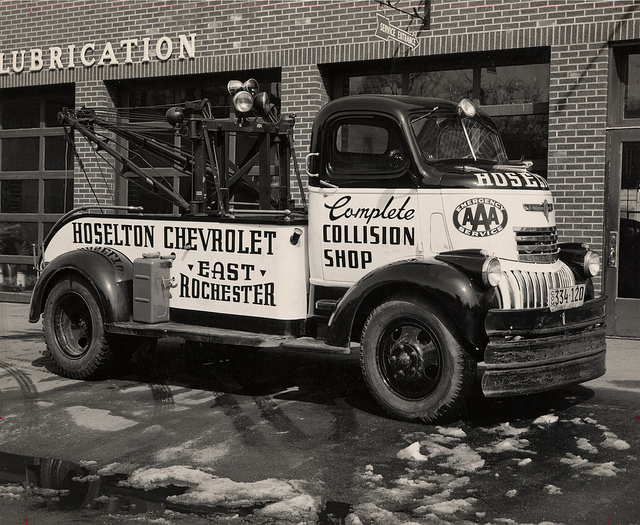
left=0, top=301, right=639, bottom=525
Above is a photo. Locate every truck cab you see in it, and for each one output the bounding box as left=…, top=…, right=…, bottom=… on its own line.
left=29, top=88, right=606, bottom=423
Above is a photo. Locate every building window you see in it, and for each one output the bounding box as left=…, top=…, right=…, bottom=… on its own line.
left=623, top=51, right=640, bottom=119
left=323, top=48, right=550, bottom=178
left=610, top=45, right=640, bottom=124
left=111, top=70, right=281, bottom=215
left=0, top=85, right=74, bottom=295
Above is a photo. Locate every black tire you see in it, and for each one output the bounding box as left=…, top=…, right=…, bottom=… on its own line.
left=43, top=276, right=114, bottom=379
left=360, top=297, right=475, bottom=423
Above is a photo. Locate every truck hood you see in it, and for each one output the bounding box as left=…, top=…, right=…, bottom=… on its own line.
left=430, top=163, right=549, bottom=192
left=436, top=166, right=556, bottom=263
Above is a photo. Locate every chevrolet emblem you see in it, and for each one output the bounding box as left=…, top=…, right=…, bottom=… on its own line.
left=523, top=199, right=553, bottom=221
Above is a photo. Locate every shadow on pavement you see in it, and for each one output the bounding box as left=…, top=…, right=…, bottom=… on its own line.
left=462, top=384, right=595, bottom=427
left=31, top=336, right=597, bottom=429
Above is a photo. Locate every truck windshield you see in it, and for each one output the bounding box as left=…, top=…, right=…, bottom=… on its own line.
left=411, top=112, right=508, bottom=164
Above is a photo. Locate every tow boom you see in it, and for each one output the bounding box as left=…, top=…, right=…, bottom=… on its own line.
left=58, top=99, right=298, bottom=216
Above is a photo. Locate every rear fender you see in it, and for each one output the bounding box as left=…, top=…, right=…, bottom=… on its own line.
left=325, top=259, right=496, bottom=350
left=29, top=248, right=133, bottom=324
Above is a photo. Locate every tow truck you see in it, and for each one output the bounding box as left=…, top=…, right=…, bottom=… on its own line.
left=28, top=80, right=606, bottom=422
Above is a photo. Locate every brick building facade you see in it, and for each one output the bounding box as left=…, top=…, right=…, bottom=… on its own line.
left=0, top=1, right=639, bottom=334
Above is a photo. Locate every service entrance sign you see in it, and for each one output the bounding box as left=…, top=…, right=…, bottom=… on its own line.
left=375, top=14, right=419, bottom=50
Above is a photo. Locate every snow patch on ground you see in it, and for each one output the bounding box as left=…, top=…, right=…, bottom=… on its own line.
left=122, top=465, right=321, bottom=522
left=397, top=428, right=485, bottom=474
left=478, top=436, right=534, bottom=456
left=576, top=437, right=598, bottom=454
left=361, top=464, right=384, bottom=485
left=66, top=406, right=138, bottom=431
left=560, top=453, right=590, bottom=468
left=397, top=442, right=429, bottom=462
left=532, top=414, right=559, bottom=426
left=0, top=484, right=24, bottom=499
left=416, top=496, right=477, bottom=515
left=353, top=415, right=633, bottom=524
left=353, top=428, right=485, bottom=522
left=351, top=502, right=404, bottom=525
left=434, top=425, right=467, bottom=439
left=602, top=431, right=631, bottom=450
left=560, top=453, right=624, bottom=477
left=477, top=421, right=535, bottom=459
left=254, top=493, right=322, bottom=523
left=97, top=462, right=138, bottom=476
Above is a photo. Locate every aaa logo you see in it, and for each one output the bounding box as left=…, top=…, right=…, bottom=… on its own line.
left=453, top=198, right=508, bottom=237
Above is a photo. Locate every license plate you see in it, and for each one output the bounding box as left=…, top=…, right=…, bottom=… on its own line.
left=549, top=284, right=585, bottom=312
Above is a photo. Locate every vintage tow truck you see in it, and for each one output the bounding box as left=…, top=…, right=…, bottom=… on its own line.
left=28, top=80, right=606, bottom=422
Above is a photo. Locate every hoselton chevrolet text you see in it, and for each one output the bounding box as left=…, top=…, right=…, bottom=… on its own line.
left=28, top=81, right=606, bottom=422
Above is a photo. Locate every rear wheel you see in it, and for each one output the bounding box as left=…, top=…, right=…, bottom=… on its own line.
left=360, top=297, right=475, bottom=423
left=43, top=276, right=114, bottom=379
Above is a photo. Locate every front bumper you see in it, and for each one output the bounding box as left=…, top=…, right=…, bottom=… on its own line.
left=481, top=297, right=606, bottom=397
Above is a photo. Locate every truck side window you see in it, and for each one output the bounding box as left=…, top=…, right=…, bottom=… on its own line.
left=324, top=117, right=411, bottom=184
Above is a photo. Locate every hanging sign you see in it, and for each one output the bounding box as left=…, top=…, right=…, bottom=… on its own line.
left=375, top=14, right=419, bottom=50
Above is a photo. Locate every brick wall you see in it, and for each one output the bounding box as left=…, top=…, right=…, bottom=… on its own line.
left=2, top=0, right=640, bottom=257
left=73, top=81, right=119, bottom=206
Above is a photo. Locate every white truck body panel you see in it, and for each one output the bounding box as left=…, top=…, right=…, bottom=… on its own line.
left=45, top=217, right=310, bottom=321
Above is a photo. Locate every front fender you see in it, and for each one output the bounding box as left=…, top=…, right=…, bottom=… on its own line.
left=29, top=248, right=133, bottom=324
left=325, top=258, right=496, bottom=350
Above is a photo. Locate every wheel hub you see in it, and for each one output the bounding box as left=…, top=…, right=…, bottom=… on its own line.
left=380, top=323, right=441, bottom=399
left=56, top=293, right=93, bottom=358
left=389, top=343, right=421, bottom=379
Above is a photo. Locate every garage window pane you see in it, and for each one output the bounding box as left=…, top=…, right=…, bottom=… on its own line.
left=1, top=99, right=40, bottom=129
left=625, top=53, right=640, bottom=119
left=492, top=114, right=548, bottom=178
left=44, top=179, right=73, bottom=213
left=0, top=180, right=39, bottom=213
left=2, top=137, right=39, bottom=171
left=349, top=74, right=403, bottom=95
left=480, top=64, right=549, bottom=105
left=407, top=70, right=473, bottom=100
left=45, top=135, right=73, bottom=170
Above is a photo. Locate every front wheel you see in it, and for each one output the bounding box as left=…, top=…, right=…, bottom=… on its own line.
left=43, top=276, right=115, bottom=379
left=360, top=298, right=475, bottom=423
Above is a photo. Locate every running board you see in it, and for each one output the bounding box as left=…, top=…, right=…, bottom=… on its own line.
left=105, top=321, right=354, bottom=356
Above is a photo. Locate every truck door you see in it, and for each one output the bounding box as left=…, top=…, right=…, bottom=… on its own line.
left=308, top=115, right=423, bottom=286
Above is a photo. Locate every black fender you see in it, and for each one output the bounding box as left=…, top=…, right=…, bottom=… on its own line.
left=324, top=258, right=498, bottom=350
left=29, top=248, right=133, bottom=324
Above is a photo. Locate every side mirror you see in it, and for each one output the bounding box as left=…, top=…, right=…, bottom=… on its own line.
left=388, top=149, right=404, bottom=169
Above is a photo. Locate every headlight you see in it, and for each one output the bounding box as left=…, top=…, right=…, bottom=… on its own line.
left=227, top=80, right=243, bottom=96
left=583, top=250, right=600, bottom=277
left=233, top=91, right=254, bottom=113
left=482, top=257, right=502, bottom=287
left=243, top=78, right=259, bottom=96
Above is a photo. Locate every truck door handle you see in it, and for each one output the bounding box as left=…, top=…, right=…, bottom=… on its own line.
left=608, top=231, right=617, bottom=267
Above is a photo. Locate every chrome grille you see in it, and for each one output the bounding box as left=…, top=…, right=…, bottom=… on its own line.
left=514, top=227, right=559, bottom=263
left=497, top=264, right=575, bottom=309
